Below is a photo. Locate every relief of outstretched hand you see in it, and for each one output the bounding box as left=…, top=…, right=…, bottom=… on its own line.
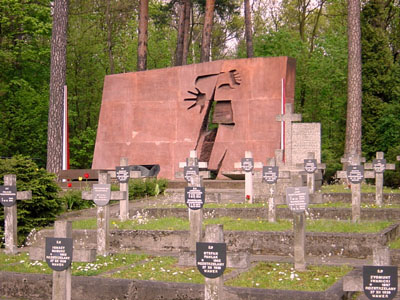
left=184, top=88, right=207, bottom=113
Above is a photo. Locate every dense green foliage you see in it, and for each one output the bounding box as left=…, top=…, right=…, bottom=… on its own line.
left=0, top=0, right=51, bottom=167
left=128, top=178, right=168, bottom=199
left=1, top=0, right=400, bottom=184
left=0, top=156, right=64, bottom=246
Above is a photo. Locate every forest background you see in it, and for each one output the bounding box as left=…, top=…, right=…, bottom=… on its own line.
left=1, top=0, right=400, bottom=184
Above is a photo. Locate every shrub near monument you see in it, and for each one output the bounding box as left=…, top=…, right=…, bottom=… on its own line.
left=0, top=156, right=63, bottom=246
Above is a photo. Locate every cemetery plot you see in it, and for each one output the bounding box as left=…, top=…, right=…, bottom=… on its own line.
left=225, top=262, right=352, bottom=291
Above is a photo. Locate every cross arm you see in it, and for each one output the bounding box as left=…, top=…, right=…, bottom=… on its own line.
left=364, top=170, right=376, bottom=179
left=364, top=163, right=396, bottom=170
left=107, top=170, right=142, bottom=179
left=336, top=170, right=347, bottom=179
left=234, top=162, right=263, bottom=169
left=179, top=161, right=208, bottom=168
left=17, top=191, right=32, bottom=200
left=82, top=191, right=127, bottom=201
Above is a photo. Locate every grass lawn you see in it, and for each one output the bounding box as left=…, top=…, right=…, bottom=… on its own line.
left=72, top=216, right=393, bottom=233
left=389, top=237, right=400, bottom=249
left=0, top=252, right=351, bottom=291
left=320, top=183, right=400, bottom=194
left=225, top=262, right=352, bottom=291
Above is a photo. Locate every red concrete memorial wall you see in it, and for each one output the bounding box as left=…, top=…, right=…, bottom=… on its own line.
left=92, top=57, right=296, bottom=179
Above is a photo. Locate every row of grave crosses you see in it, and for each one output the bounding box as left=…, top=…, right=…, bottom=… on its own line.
left=336, top=152, right=397, bottom=223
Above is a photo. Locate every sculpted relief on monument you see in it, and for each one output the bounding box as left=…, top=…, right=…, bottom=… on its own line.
left=92, top=57, right=296, bottom=179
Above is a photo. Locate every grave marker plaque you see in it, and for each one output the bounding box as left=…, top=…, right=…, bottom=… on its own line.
left=373, top=159, right=387, bottom=174
left=286, top=187, right=309, bottom=212
left=363, top=266, right=398, bottom=300
left=196, top=242, right=226, bottom=279
left=241, top=158, right=254, bottom=172
left=184, top=166, right=199, bottom=182
left=304, top=159, right=317, bottom=174
left=347, top=165, right=364, bottom=184
left=116, top=166, right=130, bottom=183
left=92, top=184, right=111, bottom=206
left=45, top=237, right=73, bottom=272
left=262, top=166, right=279, bottom=184
left=0, top=185, right=17, bottom=207
left=185, top=186, right=205, bottom=210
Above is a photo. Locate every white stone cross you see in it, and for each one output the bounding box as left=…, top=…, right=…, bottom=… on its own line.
left=234, top=151, right=263, bottom=203
left=364, top=152, right=396, bottom=206
left=276, top=103, right=302, bottom=166
left=0, top=174, right=31, bottom=254
left=29, top=220, right=96, bottom=300
left=82, top=172, right=127, bottom=256
left=178, top=150, right=210, bottom=180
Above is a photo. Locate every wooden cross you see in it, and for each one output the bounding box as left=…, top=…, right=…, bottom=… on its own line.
left=29, top=220, right=96, bottom=300
left=296, top=152, right=326, bottom=194
left=82, top=172, right=127, bottom=256
left=0, top=174, right=31, bottom=254
left=234, top=151, right=263, bottom=203
left=264, top=157, right=279, bottom=222
left=178, top=150, right=210, bottom=180
left=364, top=152, right=396, bottom=206
left=336, top=155, right=374, bottom=222
left=181, top=150, right=204, bottom=251
left=107, top=157, right=142, bottom=221
left=276, top=103, right=302, bottom=166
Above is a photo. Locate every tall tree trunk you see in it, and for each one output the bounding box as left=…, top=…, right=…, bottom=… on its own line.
left=47, top=0, right=69, bottom=174
left=175, top=0, right=185, bottom=66
left=200, top=0, right=215, bottom=63
left=244, top=0, right=253, bottom=58
left=344, top=0, right=362, bottom=159
left=182, top=0, right=191, bottom=65
left=137, top=0, right=148, bottom=71
left=106, top=0, right=114, bottom=74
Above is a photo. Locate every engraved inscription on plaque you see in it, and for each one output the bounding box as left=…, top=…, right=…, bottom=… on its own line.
left=363, top=266, right=398, bottom=300
left=241, top=158, right=254, bottom=172
left=262, top=166, right=279, bottom=184
left=373, top=159, right=386, bottom=174
left=196, top=242, right=226, bottom=278
left=93, top=184, right=111, bottom=206
left=0, top=186, right=17, bottom=207
left=45, top=237, right=73, bottom=271
left=347, top=165, right=364, bottom=184
left=185, top=186, right=205, bottom=210
left=286, top=187, right=309, bottom=212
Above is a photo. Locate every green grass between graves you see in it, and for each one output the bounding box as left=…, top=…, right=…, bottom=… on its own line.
left=320, top=183, right=400, bottom=194
left=106, top=256, right=205, bottom=284
left=0, top=252, right=147, bottom=276
left=225, top=262, right=352, bottom=291
left=389, top=237, right=400, bottom=249
left=149, top=201, right=400, bottom=209
left=0, top=252, right=351, bottom=291
left=72, top=217, right=393, bottom=233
